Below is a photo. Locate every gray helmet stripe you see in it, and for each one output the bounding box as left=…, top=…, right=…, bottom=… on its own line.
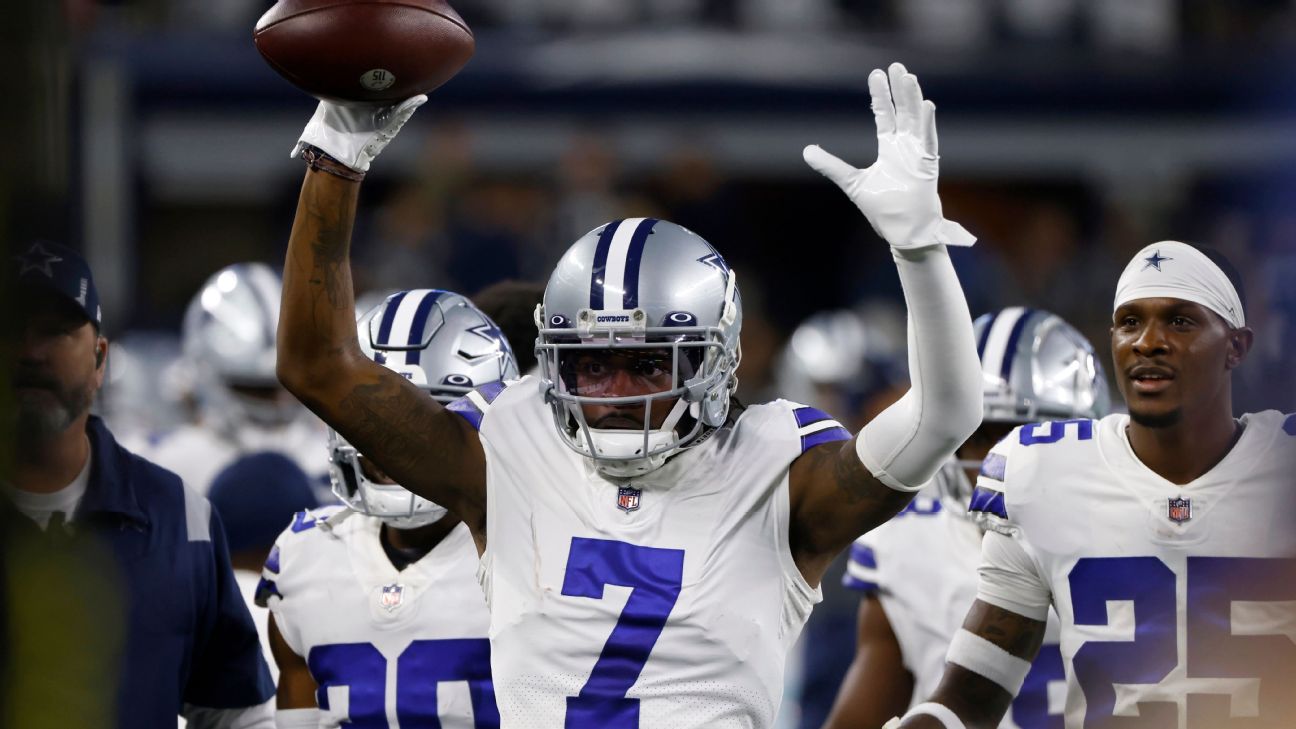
left=622, top=218, right=658, bottom=309
left=589, top=220, right=622, bottom=310
left=237, top=263, right=279, bottom=350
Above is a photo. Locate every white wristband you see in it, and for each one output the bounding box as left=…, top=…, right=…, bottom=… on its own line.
left=276, top=708, right=320, bottom=728
left=902, top=701, right=967, bottom=729
left=946, top=628, right=1033, bottom=695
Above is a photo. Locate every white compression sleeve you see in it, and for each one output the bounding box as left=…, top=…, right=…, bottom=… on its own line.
left=275, top=708, right=320, bottom=728
left=857, top=245, right=982, bottom=491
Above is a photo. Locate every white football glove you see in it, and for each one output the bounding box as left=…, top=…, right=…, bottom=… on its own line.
left=804, top=62, right=974, bottom=250
left=291, top=95, right=427, bottom=173
left=881, top=720, right=902, bottom=729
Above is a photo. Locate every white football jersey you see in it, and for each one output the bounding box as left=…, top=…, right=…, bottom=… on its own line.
left=846, top=497, right=1064, bottom=729
left=449, top=378, right=834, bottom=728
left=972, top=411, right=1296, bottom=728
left=135, top=420, right=329, bottom=496
left=260, top=506, right=497, bottom=728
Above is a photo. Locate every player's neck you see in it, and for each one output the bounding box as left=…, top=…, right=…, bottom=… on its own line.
left=380, top=516, right=462, bottom=570
left=1126, top=400, right=1239, bottom=485
left=13, top=414, right=91, bottom=494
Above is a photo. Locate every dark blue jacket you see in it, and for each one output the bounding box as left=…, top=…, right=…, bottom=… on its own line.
left=13, top=416, right=275, bottom=727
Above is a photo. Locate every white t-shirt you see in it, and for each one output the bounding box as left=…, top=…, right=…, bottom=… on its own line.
left=4, top=450, right=91, bottom=529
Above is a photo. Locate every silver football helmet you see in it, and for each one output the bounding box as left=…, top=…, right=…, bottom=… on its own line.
left=937, top=306, right=1111, bottom=511
left=328, top=289, right=518, bottom=528
left=536, top=218, right=742, bottom=478
left=774, top=303, right=907, bottom=419
left=183, top=263, right=305, bottom=434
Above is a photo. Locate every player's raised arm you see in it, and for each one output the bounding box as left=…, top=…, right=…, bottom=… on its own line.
left=789, top=63, right=983, bottom=582
left=276, top=98, right=489, bottom=532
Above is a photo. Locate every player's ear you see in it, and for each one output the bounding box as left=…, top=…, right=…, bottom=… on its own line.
left=1224, top=326, right=1252, bottom=370
left=93, top=336, right=109, bottom=386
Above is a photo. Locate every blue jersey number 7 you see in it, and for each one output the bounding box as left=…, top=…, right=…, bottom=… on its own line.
left=561, top=537, right=686, bottom=729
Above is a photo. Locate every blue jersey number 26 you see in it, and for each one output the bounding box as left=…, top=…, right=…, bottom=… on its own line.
left=1069, top=556, right=1296, bottom=728
left=561, top=537, right=685, bottom=729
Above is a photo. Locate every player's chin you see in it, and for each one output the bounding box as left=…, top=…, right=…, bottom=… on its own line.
left=1127, top=402, right=1183, bottom=429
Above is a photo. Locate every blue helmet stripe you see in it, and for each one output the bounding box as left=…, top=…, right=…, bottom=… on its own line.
left=999, top=308, right=1035, bottom=381
left=589, top=220, right=623, bottom=310
left=376, top=291, right=408, bottom=345
left=405, top=290, right=443, bottom=365
left=975, top=310, right=998, bottom=360
left=621, top=218, right=658, bottom=309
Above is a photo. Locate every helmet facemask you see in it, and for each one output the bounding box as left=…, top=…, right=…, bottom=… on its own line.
left=537, top=307, right=740, bottom=479
left=328, top=428, right=449, bottom=529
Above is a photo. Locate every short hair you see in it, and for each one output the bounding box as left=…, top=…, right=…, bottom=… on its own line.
left=1188, top=244, right=1248, bottom=321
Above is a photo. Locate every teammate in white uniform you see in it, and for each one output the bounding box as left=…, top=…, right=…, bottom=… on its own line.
left=893, top=242, right=1296, bottom=729
left=276, top=63, right=986, bottom=728
left=137, top=263, right=328, bottom=496
left=825, top=308, right=1110, bottom=729
left=261, top=289, right=517, bottom=729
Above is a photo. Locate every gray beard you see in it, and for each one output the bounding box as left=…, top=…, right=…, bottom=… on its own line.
left=14, top=382, right=94, bottom=440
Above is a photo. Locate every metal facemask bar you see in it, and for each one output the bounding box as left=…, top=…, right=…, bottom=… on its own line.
left=325, top=388, right=459, bottom=527
left=536, top=321, right=737, bottom=471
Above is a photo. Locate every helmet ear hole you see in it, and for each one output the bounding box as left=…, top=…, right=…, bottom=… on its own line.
left=338, top=458, right=361, bottom=499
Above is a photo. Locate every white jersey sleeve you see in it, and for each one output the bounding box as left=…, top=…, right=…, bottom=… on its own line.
left=969, top=432, right=1052, bottom=621
left=256, top=505, right=348, bottom=656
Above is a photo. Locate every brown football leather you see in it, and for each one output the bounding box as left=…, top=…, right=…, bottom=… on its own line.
left=254, top=0, right=474, bottom=103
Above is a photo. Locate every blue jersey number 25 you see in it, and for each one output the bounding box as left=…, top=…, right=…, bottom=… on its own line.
left=1069, top=556, right=1296, bottom=728
left=561, top=537, right=685, bottom=729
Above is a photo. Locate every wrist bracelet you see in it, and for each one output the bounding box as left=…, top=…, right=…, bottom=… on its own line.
left=299, top=144, right=365, bottom=182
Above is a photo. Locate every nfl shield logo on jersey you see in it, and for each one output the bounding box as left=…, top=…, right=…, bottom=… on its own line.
left=380, top=583, right=404, bottom=611
left=1167, top=496, right=1192, bottom=524
left=617, top=486, right=641, bottom=513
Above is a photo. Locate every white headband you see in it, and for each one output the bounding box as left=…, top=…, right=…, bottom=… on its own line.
left=1113, top=241, right=1245, bottom=328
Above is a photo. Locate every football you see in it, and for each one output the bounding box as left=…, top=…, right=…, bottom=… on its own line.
left=254, top=0, right=475, bottom=104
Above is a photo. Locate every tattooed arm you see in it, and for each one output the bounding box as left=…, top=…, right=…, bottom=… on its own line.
left=896, top=600, right=1046, bottom=728
left=277, top=168, right=488, bottom=537
left=788, top=437, right=914, bottom=586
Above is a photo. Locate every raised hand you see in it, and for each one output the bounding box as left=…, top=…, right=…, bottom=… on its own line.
left=292, top=95, right=427, bottom=174
left=804, top=62, right=973, bottom=250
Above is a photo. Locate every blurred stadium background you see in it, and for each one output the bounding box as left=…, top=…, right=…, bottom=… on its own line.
left=4, top=1, right=1296, bottom=726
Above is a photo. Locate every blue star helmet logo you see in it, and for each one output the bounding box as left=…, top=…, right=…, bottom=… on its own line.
left=1142, top=250, right=1173, bottom=272
left=16, top=242, right=64, bottom=278
left=697, top=251, right=731, bottom=276
left=464, top=321, right=515, bottom=361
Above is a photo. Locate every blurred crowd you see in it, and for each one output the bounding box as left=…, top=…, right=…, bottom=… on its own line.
left=153, top=0, right=1296, bottom=53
